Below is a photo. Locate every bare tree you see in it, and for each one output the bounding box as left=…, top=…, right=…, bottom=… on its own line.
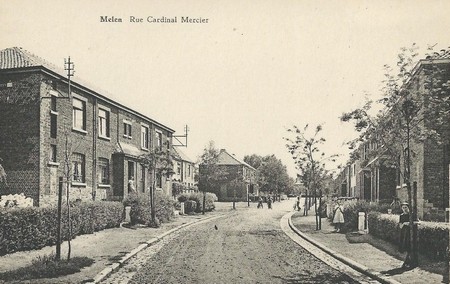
left=285, top=124, right=338, bottom=230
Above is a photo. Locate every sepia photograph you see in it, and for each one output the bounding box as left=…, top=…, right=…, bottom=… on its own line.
left=0, top=0, right=449, bottom=283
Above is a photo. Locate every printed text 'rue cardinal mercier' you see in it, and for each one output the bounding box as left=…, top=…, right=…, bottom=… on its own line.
left=100, top=16, right=209, bottom=24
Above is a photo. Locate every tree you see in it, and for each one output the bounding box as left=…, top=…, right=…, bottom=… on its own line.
left=198, top=141, right=227, bottom=213
left=244, top=154, right=291, bottom=200
left=341, top=44, right=450, bottom=268
left=285, top=124, right=337, bottom=230
left=139, top=145, right=174, bottom=226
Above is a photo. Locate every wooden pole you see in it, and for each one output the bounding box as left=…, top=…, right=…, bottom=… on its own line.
left=56, top=177, right=63, bottom=260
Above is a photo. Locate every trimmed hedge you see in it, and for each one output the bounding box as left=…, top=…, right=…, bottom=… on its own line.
left=124, top=191, right=175, bottom=225
left=177, top=192, right=216, bottom=213
left=0, top=201, right=124, bottom=256
left=328, top=200, right=390, bottom=232
left=368, top=212, right=449, bottom=260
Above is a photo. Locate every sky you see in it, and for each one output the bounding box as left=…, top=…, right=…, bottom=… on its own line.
left=1, top=0, right=450, bottom=177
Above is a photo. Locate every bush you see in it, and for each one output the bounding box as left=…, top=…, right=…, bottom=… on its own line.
left=0, top=193, right=34, bottom=208
left=184, top=200, right=197, bottom=214
left=177, top=192, right=216, bottom=213
left=368, top=212, right=450, bottom=260
left=0, top=201, right=123, bottom=256
left=123, top=192, right=174, bottom=225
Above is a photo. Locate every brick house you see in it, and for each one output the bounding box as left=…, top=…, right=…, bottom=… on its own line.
left=336, top=54, right=450, bottom=218
left=0, top=47, right=175, bottom=206
left=172, top=147, right=196, bottom=190
left=200, top=149, right=257, bottom=202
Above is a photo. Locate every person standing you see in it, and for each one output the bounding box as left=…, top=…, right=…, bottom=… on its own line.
left=295, top=196, right=301, bottom=211
left=399, top=202, right=412, bottom=267
left=0, top=157, right=7, bottom=189
left=332, top=199, right=345, bottom=232
left=128, top=176, right=136, bottom=193
left=267, top=194, right=273, bottom=209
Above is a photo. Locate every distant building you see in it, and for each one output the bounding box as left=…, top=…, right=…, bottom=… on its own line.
left=172, top=147, right=196, bottom=190
left=200, top=149, right=257, bottom=202
left=0, top=47, right=175, bottom=206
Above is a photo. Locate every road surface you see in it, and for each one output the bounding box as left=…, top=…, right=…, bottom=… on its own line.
left=104, top=200, right=360, bottom=284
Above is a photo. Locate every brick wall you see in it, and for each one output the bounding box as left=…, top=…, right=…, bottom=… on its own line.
left=0, top=72, right=41, bottom=204
left=2, top=70, right=174, bottom=207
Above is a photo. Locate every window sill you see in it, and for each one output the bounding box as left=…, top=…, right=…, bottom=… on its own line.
left=47, top=162, right=60, bottom=167
left=98, top=184, right=111, bottom=188
left=99, top=135, right=111, bottom=141
left=72, top=182, right=87, bottom=187
left=73, top=128, right=88, bottom=134
left=50, top=110, right=59, bottom=115
left=141, top=147, right=149, bottom=151
left=123, top=135, right=132, bottom=139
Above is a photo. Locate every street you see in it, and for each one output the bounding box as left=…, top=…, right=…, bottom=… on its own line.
left=103, top=201, right=358, bottom=284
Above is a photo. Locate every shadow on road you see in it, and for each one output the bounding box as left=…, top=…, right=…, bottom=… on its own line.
left=272, top=271, right=359, bottom=284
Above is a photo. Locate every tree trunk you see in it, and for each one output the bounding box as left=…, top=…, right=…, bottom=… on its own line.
left=66, top=180, right=72, bottom=260
left=202, top=190, right=206, bottom=215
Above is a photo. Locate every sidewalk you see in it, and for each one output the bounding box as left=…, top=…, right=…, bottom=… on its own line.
left=0, top=205, right=232, bottom=284
left=290, top=212, right=448, bottom=284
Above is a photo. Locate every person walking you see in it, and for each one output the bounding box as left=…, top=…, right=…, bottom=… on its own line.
left=257, top=196, right=264, bottom=209
left=332, top=199, right=345, bottom=232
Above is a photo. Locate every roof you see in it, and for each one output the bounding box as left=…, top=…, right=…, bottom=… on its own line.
left=217, top=149, right=256, bottom=170
left=116, top=142, right=142, bottom=157
left=425, top=49, right=450, bottom=60
left=0, top=47, right=174, bottom=133
left=172, top=147, right=194, bottom=164
left=0, top=47, right=64, bottom=71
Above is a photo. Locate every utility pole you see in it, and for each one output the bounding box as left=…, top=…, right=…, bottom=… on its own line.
left=64, top=56, right=74, bottom=260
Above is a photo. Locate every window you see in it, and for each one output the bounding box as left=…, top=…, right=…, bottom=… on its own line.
left=188, top=164, right=191, bottom=177
left=141, top=125, right=149, bottom=149
left=50, top=113, right=57, bottom=138
left=177, top=162, right=181, bottom=175
left=50, top=144, right=57, bottom=163
left=51, top=96, right=57, bottom=112
left=140, top=166, right=146, bottom=192
left=72, top=153, right=85, bottom=183
left=166, top=137, right=170, bottom=150
left=156, top=173, right=162, bottom=188
left=98, top=109, right=110, bottom=138
left=73, top=98, right=86, bottom=130
left=156, top=131, right=162, bottom=149
left=123, top=121, right=132, bottom=138
left=98, top=158, right=109, bottom=185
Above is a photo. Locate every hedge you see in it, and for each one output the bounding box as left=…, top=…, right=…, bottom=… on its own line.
left=328, top=200, right=390, bottom=232
left=0, top=201, right=124, bottom=256
left=123, top=191, right=175, bottom=225
left=368, top=212, right=449, bottom=260
left=177, top=192, right=216, bottom=213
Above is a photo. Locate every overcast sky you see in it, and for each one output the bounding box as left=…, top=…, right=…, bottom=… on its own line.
left=1, top=0, right=450, bottom=176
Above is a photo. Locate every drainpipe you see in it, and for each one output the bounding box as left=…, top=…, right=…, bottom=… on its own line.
left=92, top=98, right=97, bottom=200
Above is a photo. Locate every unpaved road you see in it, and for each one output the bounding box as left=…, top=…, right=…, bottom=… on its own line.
left=111, top=201, right=358, bottom=284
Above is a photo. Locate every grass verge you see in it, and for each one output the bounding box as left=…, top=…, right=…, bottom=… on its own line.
left=0, top=253, right=94, bottom=281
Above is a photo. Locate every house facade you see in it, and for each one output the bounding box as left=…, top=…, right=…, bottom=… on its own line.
left=335, top=54, right=450, bottom=219
left=0, top=47, right=175, bottom=206
left=200, top=149, right=257, bottom=202
left=172, top=147, right=196, bottom=190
